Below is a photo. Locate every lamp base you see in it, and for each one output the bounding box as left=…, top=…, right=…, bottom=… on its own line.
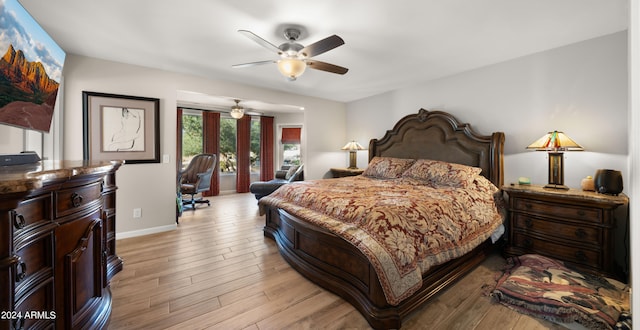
left=544, top=183, right=570, bottom=190
left=348, top=151, right=358, bottom=169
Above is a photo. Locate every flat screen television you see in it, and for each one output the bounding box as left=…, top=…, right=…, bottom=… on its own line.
left=0, top=0, right=66, bottom=133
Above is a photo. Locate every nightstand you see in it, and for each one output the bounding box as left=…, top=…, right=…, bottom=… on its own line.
left=502, top=184, right=629, bottom=280
left=330, top=167, right=364, bottom=178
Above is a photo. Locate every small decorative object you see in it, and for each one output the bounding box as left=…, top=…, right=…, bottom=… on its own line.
left=518, top=177, right=531, bottom=185
left=581, top=175, right=595, bottom=191
left=594, top=169, right=623, bottom=195
left=526, top=130, right=583, bottom=190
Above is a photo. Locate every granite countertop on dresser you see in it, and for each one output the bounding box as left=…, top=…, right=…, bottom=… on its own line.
left=0, top=160, right=124, bottom=194
left=503, top=183, right=629, bottom=205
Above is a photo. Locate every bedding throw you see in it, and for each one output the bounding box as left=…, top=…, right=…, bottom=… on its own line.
left=260, top=175, right=505, bottom=305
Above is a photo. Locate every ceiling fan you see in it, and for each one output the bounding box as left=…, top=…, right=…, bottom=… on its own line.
left=232, top=27, right=348, bottom=81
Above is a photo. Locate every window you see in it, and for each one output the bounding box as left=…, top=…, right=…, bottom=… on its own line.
left=219, top=116, right=261, bottom=174
left=181, top=112, right=203, bottom=169
left=281, top=126, right=301, bottom=166
left=250, top=118, right=260, bottom=173
left=219, top=117, right=237, bottom=172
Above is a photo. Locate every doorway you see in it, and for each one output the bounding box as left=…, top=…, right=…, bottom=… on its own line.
left=177, top=108, right=262, bottom=194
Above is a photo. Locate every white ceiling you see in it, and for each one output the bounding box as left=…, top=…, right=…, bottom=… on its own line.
left=19, top=0, right=628, bottom=112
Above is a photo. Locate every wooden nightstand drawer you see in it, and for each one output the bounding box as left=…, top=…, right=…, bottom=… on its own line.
left=513, top=214, right=601, bottom=245
left=513, top=197, right=601, bottom=223
left=512, top=232, right=600, bottom=270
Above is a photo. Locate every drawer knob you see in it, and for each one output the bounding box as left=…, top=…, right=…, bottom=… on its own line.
left=15, top=262, right=27, bottom=282
left=524, top=218, right=533, bottom=228
left=13, top=212, right=26, bottom=230
left=575, top=251, right=588, bottom=261
left=575, top=228, right=587, bottom=239
left=71, top=192, right=84, bottom=207
left=523, top=238, right=533, bottom=248
left=524, top=203, right=533, bottom=209
left=577, top=210, right=586, bottom=217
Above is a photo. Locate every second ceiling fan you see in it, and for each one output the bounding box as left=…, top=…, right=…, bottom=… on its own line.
left=232, top=27, right=348, bottom=81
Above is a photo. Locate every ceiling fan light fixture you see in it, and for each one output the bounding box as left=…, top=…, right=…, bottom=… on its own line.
left=235, top=27, right=346, bottom=80
left=230, top=99, right=244, bottom=119
left=277, top=58, right=306, bottom=81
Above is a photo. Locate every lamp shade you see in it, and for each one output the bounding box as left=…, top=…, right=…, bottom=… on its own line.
left=526, top=130, right=583, bottom=190
left=341, top=141, right=365, bottom=151
left=277, top=58, right=306, bottom=81
left=526, top=131, right=583, bottom=151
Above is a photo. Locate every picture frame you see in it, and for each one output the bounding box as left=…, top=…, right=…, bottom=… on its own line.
left=83, top=91, right=160, bottom=164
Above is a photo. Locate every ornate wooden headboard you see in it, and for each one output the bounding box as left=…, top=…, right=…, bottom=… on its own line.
left=369, top=109, right=505, bottom=187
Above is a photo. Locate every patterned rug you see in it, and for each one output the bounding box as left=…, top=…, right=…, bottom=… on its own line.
left=490, top=254, right=630, bottom=330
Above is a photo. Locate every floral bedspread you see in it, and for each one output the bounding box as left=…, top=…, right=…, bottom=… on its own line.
left=260, top=175, right=506, bottom=305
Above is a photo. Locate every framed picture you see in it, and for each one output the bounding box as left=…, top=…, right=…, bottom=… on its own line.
left=83, top=91, right=160, bottom=164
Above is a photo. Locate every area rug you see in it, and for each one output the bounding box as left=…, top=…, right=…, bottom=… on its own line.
left=490, top=254, right=630, bottom=330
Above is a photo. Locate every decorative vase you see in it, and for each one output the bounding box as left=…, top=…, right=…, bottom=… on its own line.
left=593, top=169, right=623, bottom=195
left=581, top=176, right=595, bottom=191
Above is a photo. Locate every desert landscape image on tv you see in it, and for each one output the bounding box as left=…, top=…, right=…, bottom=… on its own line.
left=0, top=0, right=66, bottom=132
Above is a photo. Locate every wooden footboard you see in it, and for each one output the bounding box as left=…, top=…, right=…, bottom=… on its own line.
left=263, top=204, right=495, bottom=329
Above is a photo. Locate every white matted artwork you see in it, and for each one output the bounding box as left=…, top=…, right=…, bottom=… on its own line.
left=101, top=106, right=145, bottom=152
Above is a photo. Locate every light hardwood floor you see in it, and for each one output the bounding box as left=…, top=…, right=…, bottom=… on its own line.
left=108, top=192, right=562, bottom=329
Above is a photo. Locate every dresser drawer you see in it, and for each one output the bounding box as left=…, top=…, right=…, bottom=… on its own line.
left=55, top=182, right=102, bottom=218
left=14, top=278, right=55, bottom=330
left=12, top=194, right=52, bottom=234
left=512, top=232, right=601, bottom=270
left=513, top=197, right=601, bottom=223
left=14, top=231, right=55, bottom=300
left=512, top=214, right=601, bottom=246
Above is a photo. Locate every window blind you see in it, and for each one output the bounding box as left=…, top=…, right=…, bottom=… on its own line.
left=281, top=127, right=301, bottom=144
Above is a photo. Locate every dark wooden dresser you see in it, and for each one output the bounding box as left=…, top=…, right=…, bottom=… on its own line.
left=0, top=160, right=123, bottom=330
left=502, top=184, right=629, bottom=280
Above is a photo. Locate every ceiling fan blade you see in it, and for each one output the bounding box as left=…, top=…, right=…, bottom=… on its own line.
left=238, top=30, right=282, bottom=54
left=299, top=35, right=344, bottom=58
left=232, top=60, right=276, bottom=68
left=306, top=60, right=348, bottom=75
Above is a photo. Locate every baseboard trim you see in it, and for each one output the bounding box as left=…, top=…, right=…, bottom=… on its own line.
left=116, top=224, right=177, bottom=240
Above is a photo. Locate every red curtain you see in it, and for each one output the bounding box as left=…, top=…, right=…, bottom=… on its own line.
left=281, top=127, right=301, bottom=144
left=176, top=108, right=183, bottom=173
left=260, top=116, right=275, bottom=181
left=203, top=111, right=220, bottom=196
left=235, top=115, right=252, bottom=193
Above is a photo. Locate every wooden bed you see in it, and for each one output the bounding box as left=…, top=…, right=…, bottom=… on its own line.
left=262, top=109, right=505, bottom=329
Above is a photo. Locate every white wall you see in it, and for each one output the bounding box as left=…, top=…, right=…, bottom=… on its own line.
left=61, top=54, right=345, bottom=237
left=0, top=125, right=25, bottom=153
left=348, top=32, right=628, bottom=190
